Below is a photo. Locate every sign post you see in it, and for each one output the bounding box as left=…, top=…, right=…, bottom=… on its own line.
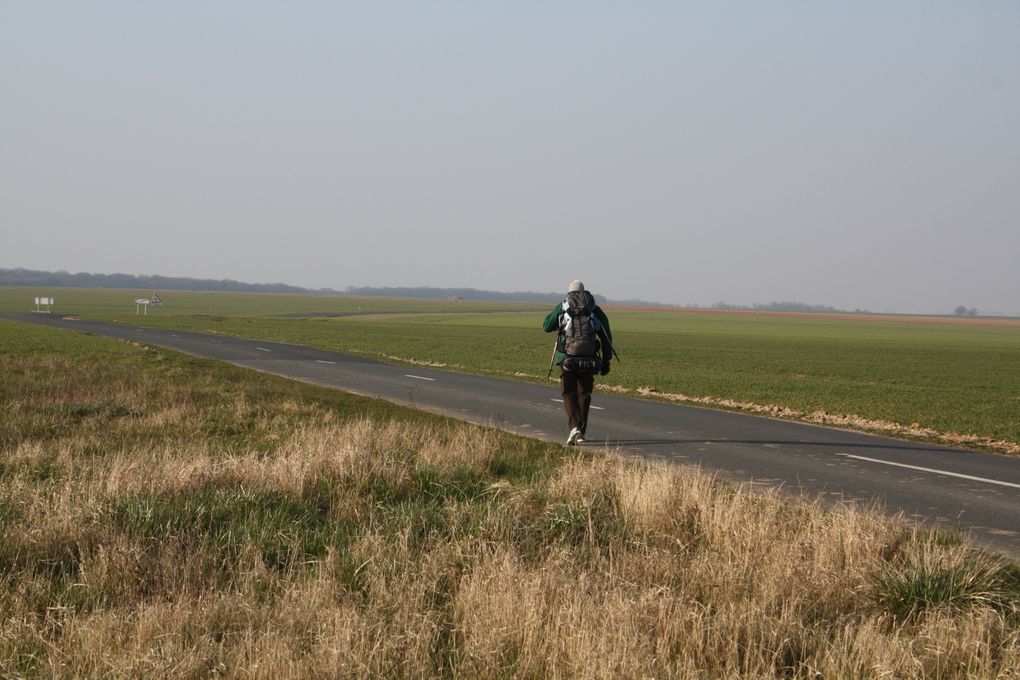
left=34, top=297, right=54, bottom=313
left=135, top=293, right=162, bottom=316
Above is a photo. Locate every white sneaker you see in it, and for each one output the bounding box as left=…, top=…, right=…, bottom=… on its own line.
left=566, top=427, right=582, bottom=446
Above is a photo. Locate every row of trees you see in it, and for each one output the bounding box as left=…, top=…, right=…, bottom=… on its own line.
left=0, top=268, right=334, bottom=295
left=705, top=301, right=863, bottom=313
left=344, top=286, right=609, bottom=305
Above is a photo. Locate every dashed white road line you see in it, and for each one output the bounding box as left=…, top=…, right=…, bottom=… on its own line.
left=256, top=347, right=271, bottom=352
left=837, top=453, right=1020, bottom=490
left=405, top=374, right=436, bottom=381
left=316, top=360, right=336, bottom=365
left=549, top=398, right=604, bottom=410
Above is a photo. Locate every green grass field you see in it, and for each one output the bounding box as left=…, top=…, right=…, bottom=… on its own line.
left=3, top=318, right=1018, bottom=677
left=3, top=286, right=1018, bottom=451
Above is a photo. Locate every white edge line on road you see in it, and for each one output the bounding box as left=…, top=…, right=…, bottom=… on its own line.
left=836, top=453, right=1020, bottom=490
left=316, top=360, right=336, bottom=365
left=405, top=374, right=436, bottom=381
left=256, top=347, right=271, bottom=352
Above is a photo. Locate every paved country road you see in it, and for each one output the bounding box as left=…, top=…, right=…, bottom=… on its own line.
left=5, top=312, right=1020, bottom=559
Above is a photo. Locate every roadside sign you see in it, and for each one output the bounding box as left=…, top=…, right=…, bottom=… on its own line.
left=33, top=297, right=54, bottom=312
left=150, top=293, right=162, bottom=306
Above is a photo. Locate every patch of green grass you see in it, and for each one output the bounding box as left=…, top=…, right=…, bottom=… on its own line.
left=0, top=454, right=64, bottom=484
left=384, top=501, right=456, bottom=552
left=0, top=638, right=47, bottom=678
left=56, top=401, right=141, bottom=420
left=872, top=549, right=1020, bottom=620
left=541, top=485, right=627, bottom=554
left=109, top=485, right=347, bottom=571
left=0, top=499, right=23, bottom=543
left=412, top=464, right=490, bottom=504
left=0, top=522, right=95, bottom=582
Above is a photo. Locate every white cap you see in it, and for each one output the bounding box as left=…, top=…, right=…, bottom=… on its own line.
left=568, top=280, right=584, bottom=293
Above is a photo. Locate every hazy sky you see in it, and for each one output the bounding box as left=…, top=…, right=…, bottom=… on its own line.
left=2, top=2, right=1018, bottom=314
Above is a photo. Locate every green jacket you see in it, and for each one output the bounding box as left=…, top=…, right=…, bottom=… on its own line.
left=543, top=300, right=614, bottom=367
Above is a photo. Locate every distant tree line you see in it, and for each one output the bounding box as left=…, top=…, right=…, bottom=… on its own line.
left=0, top=268, right=338, bottom=295
left=343, top=286, right=608, bottom=305
left=704, top=301, right=867, bottom=314
left=953, top=306, right=979, bottom=317
left=0, top=270, right=602, bottom=304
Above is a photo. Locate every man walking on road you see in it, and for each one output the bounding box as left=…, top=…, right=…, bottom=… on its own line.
left=543, top=280, right=614, bottom=445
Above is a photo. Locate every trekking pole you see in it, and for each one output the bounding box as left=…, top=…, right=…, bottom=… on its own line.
left=547, top=337, right=559, bottom=379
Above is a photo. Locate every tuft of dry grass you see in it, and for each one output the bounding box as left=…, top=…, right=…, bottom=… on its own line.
left=2, top=321, right=1019, bottom=678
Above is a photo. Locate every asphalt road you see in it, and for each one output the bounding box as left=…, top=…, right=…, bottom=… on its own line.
left=5, top=311, right=1020, bottom=558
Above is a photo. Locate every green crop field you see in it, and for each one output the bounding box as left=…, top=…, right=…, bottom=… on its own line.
left=2, top=286, right=1018, bottom=452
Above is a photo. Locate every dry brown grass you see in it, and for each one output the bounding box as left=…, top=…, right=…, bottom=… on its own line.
left=2, top=327, right=1019, bottom=678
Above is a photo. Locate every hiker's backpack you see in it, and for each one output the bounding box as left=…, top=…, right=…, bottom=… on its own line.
left=560, top=290, right=600, bottom=357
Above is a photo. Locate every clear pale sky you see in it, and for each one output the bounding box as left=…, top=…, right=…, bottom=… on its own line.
left=2, top=2, right=1018, bottom=314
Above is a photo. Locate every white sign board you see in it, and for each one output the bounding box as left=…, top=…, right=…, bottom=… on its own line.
left=33, top=297, right=54, bottom=312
